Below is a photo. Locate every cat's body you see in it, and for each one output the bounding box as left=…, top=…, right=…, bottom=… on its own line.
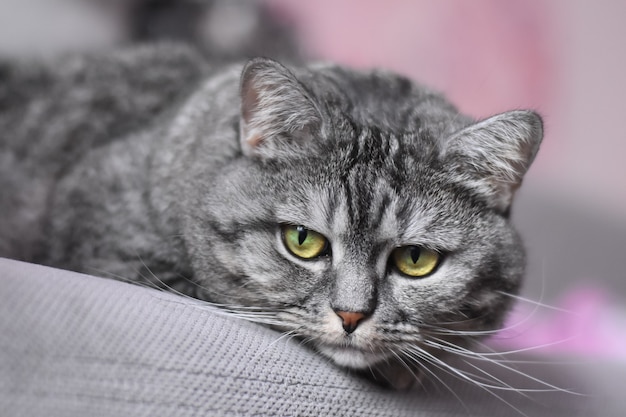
left=0, top=43, right=542, bottom=388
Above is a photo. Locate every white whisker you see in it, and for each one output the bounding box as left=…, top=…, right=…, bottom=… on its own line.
left=422, top=339, right=581, bottom=395
left=395, top=349, right=469, bottom=412
left=403, top=346, right=532, bottom=417
left=497, top=291, right=577, bottom=315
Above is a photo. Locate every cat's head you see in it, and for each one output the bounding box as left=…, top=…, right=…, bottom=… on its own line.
left=186, top=58, right=542, bottom=385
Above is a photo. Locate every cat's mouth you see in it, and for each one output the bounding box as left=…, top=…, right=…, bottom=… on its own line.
left=316, top=343, right=390, bottom=369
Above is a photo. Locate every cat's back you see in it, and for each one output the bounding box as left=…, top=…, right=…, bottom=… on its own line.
left=0, top=43, right=208, bottom=261
left=0, top=43, right=208, bottom=175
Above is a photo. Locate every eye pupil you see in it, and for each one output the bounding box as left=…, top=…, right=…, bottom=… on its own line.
left=410, top=247, right=421, bottom=264
left=297, top=226, right=307, bottom=245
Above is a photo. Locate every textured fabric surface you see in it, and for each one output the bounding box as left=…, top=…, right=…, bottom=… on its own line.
left=0, top=258, right=620, bottom=416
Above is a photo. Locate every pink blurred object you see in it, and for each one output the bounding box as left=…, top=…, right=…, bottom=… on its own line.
left=265, top=0, right=555, bottom=119
left=490, top=287, right=626, bottom=359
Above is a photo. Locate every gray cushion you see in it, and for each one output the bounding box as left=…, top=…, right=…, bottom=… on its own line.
left=1, top=258, right=621, bottom=416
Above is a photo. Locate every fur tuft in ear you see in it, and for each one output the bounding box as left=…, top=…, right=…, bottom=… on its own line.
left=441, top=110, right=543, bottom=212
left=239, top=58, right=322, bottom=158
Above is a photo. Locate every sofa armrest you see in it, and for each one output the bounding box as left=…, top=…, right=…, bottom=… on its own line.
left=0, top=258, right=616, bottom=416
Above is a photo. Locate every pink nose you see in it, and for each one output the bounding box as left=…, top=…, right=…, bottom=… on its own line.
left=335, top=311, right=367, bottom=334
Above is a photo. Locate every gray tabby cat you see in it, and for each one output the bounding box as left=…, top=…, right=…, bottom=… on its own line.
left=0, top=43, right=542, bottom=388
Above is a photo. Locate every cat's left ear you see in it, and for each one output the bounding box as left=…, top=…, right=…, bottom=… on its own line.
left=441, top=110, right=543, bottom=212
left=239, top=57, right=322, bottom=158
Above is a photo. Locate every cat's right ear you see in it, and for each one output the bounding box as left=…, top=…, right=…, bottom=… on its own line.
left=441, top=110, right=543, bottom=212
left=239, top=58, right=322, bottom=158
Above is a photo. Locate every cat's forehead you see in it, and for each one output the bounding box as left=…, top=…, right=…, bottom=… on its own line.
left=320, top=123, right=439, bottom=178
left=276, top=158, right=465, bottom=250
left=271, top=123, right=472, bottom=248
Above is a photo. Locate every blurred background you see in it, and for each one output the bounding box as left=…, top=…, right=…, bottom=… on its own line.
left=0, top=0, right=624, bottom=359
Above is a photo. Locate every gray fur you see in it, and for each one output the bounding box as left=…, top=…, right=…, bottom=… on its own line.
left=0, top=44, right=542, bottom=388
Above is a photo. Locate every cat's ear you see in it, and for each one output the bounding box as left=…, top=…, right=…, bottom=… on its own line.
left=239, top=57, right=322, bottom=158
left=442, top=110, right=543, bottom=212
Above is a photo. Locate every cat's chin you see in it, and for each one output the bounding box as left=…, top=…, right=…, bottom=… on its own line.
left=317, top=344, right=389, bottom=369
left=318, top=344, right=419, bottom=390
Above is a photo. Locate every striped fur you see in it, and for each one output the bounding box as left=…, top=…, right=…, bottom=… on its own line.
left=0, top=46, right=542, bottom=388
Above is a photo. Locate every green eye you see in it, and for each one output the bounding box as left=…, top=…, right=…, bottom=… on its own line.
left=282, top=225, right=328, bottom=259
left=391, top=246, right=441, bottom=278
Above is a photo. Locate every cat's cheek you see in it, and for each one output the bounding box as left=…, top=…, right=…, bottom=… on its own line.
left=387, top=262, right=476, bottom=329
left=388, top=261, right=458, bottom=303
